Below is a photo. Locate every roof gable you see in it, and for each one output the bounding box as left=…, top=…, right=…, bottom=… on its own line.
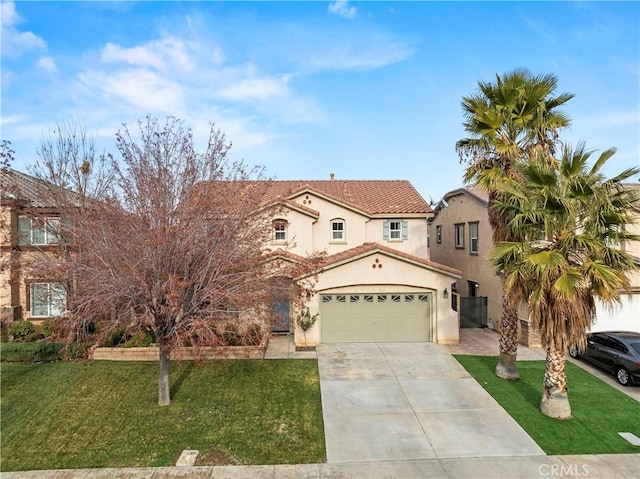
left=296, top=242, right=461, bottom=279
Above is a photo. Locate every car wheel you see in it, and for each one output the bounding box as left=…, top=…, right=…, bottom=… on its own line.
left=568, top=345, right=579, bottom=359
left=616, top=367, right=631, bottom=386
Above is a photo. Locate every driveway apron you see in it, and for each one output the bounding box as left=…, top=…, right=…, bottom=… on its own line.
left=317, top=342, right=545, bottom=463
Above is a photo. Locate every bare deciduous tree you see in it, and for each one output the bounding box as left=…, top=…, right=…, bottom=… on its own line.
left=30, top=116, right=316, bottom=405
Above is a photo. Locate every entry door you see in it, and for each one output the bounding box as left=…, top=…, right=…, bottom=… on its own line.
left=270, top=278, right=291, bottom=333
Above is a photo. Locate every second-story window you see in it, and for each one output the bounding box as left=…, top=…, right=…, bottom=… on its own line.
left=383, top=220, right=408, bottom=241
left=390, top=221, right=401, bottom=239
left=454, top=223, right=465, bottom=249
left=18, top=216, right=61, bottom=246
left=331, top=219, right=345, bottom=241
left=273, top=219, right=288, bottom=242
left=436, top=225, right=442, bottom=244
left=469, top=222, right=479, bottom=254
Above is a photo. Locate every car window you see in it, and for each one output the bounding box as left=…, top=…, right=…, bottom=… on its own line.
left=608, top=339, right=628, bottom=354
left=589, top=335, right=608, bottom=346
left=630, top=342, right=640, bottom=355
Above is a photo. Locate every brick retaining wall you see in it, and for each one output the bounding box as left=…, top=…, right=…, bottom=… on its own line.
left=90, top=345, right=266, bottom=361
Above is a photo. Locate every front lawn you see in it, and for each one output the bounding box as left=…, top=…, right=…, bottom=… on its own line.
left=454, top=355, right=640, bottom=455
left=0, top=359, right=325, bottom=471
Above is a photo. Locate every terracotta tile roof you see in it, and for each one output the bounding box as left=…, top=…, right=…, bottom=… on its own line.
left=197, top=179, right=432, bottom=216
left=0, top=168, right=80, bottom=208
left=298, top=242, right=462, bottom=278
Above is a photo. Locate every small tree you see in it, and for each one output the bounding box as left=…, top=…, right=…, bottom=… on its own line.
left=296, top=308, right=318, bottom=347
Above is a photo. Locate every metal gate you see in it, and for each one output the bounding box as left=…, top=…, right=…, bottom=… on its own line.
left=460, top=296, right=488, bottom=328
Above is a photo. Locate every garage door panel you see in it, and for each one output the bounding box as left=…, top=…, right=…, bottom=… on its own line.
left=321, top=293, right=431, bottom=342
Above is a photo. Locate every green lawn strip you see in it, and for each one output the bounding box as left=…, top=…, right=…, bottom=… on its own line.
left=1, top=359, right=325, bottom=471
left=454, top=355, right=640, bottom=455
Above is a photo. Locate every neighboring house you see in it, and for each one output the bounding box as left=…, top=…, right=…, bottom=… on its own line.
left=592, top=184, right=640, bottom=333
left=0, top=168, right=71, bottom=327
left=429, top=185, right=640, bottom=347
left=203, top=177, right=462, bottom=346
left=426, top=188, right=520, bottom=336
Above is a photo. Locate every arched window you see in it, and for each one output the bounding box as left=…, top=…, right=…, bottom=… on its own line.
left=273, top=219, right=288, bottom=242
left=330, top=218, right=346, bottom=242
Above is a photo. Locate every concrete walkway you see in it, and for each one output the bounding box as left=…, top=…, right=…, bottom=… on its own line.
left=3, top=331, right=639, bottom=478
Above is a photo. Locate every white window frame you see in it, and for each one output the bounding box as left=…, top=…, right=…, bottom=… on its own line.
left=455, top=223, right=465, bottom=249
left=330, top=219, right=346, bottom=242
left=273, top=219, right=287, bottom=243
left=22, top=216, right=61, bottom=245
left=30, top=282, right=66, bottom=318
left=389, top=221, right=401, bottom=240
left=469, top=222, right=479, bottom=254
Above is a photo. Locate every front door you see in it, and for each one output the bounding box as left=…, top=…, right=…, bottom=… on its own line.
left=270, top=278, right=291, bottom=333
left=271, top=298, right=290, bottom=333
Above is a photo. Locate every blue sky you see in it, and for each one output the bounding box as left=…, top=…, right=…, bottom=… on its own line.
left=2, top=1, right=638, bottom=201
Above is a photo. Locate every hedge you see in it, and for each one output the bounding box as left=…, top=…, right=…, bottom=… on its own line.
left=0, top=342, right=87, bottom=363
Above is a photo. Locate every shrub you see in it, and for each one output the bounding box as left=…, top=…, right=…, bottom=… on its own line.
left=222, top=330, right=241, bottom=346
left=122, top=331, right=154, bottom=348
left=100, top=327, right=127, bottom=347
left=8, top=321, right=36, bottom=342
left=0, top=342, right=87, bottom=363
left=0, top=342, right=41, bottom=362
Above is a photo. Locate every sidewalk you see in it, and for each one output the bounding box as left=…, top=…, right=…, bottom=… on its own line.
left=2, top=454, right=639, bottom=478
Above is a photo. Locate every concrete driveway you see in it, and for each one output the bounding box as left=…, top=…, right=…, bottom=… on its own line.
left=317, top=342, right=545, bottom=463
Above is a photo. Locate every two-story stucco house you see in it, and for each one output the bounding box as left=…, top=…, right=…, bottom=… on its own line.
left=1, top=168, right=70, bottom=327
left=429, top=185, right=640, bottom=347
left=207, top=177, right=462, bottom=346
left=426, top=187, right=522, bottom=336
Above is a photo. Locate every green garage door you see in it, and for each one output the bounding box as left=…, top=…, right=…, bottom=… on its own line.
left=320, top=293, right=431, bottom=342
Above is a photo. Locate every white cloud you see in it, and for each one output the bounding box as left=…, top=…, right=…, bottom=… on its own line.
left=328, top=1, right=357, bottom=19
left=101, top=36, right=193, bottom=72
left=308, top=42, right=412, bottom=71
left=78, top=68, right=185, bottom=114
left=36, top=56, right=58, bottom=74
left=218, top=74, right=291, bottom=102
left=1, top=1, right=47, bottom=57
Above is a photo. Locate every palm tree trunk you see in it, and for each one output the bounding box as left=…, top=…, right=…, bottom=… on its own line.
left=540, top=343, right=571, bottom=419
left=158, top=348, right=171, bottom=406
left=495, top=293, right=520, bottom=379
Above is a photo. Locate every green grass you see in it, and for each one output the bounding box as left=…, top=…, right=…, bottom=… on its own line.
left=454, top=355, right=640, bottom=455
left=1, top=359, right=325, bottom=471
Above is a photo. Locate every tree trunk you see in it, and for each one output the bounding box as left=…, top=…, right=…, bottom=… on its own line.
left=540, top=344, right=571, bottom=419
left=158, top=348, right=171, bottom=406
left=495, top=293, right=520, bottom=379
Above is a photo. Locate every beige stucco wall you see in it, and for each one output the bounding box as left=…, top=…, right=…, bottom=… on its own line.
left=286, top=192, right=430, bottom=258
left=289, top=193, right=370, bottom=256
left=294, top=251, right=460, bottom=346
left=365, top=218, right=429, bottom=258
left=429, top=192, right=503, bottom=329
left=268, top=208, right=316, bottom=255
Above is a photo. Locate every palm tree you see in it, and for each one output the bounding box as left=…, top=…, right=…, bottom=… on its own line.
left=489, top=144, right=639, bottom=418
left=456, top=68, right=574, bottom=379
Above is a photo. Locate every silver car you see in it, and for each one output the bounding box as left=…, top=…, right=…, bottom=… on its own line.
left=569, top=331, right=640, bottom=386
